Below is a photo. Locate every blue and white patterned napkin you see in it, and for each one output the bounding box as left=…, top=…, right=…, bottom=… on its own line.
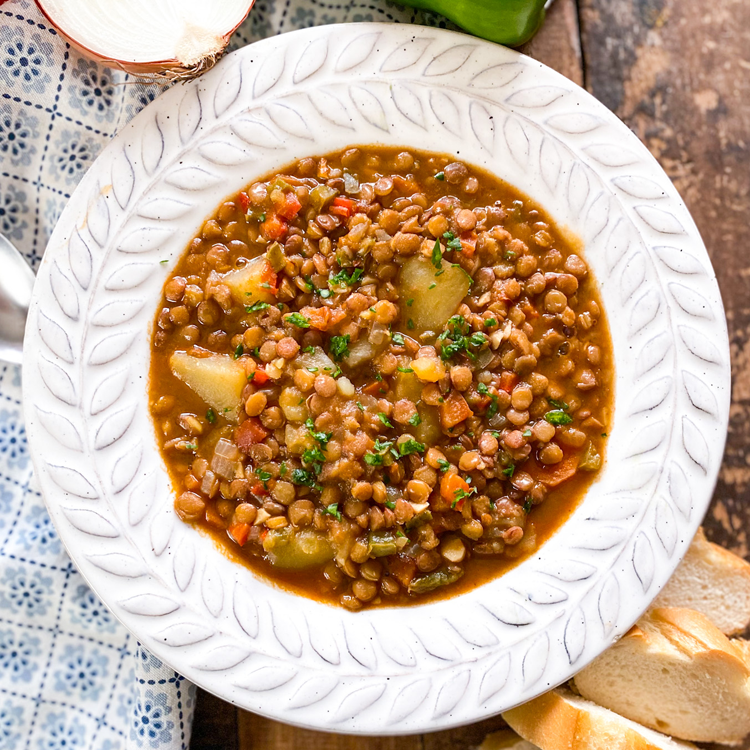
left=0, top=1, right=451, bottom=747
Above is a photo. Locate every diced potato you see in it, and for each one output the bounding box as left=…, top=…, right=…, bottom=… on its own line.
left=399, top=256, right=471, bottom=334
left=395, top=369, right=422, bottom=401
left=221, top=254, right=276, bottom=306
left=285, top=424, right=313, bottom=455
left=263, top=528, right=334, bottom=569
left=344, top=338, right=386, bottom=368
left=279, top=386, right=309, bottom=422
left=415, top=404, right=441, bottom=444
left=170, top=351, right=247, bottom=423
left=294, top=346, right=337, bottom=376
left=395, top=369, right=442, bottom=443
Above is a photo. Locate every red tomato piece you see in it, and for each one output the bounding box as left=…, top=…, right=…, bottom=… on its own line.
left=235, top=418, right=269, bottom=452
left=330, top=196, right=355, bottom=218
left=261, top=213, right=288, bottom=241
left=277, top=191, right=302, bottom=220
left=237, top=191, right=250, bottom=213
left=499, top=371, right=518, bottom=392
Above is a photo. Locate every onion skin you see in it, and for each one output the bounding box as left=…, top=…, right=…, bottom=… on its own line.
left=34, top=0, right=255, bottom=79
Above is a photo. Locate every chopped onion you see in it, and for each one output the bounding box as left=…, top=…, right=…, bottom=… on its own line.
left=36, top=0, right=255, bottom=79
left=343, top=172, right=360, bottom=194
left=201, top=469, right=218, bottom=497
left=211, top=438, right=240, bottom=480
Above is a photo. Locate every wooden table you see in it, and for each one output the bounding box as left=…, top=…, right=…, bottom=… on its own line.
left=191, top=0, right=750, bottom=746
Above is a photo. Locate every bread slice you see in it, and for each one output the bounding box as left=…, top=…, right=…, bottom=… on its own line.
left=503, top=687, right=697, bottom=750
left=479, top=729, right=539, bottom=750
left=653, top=528, right=750, bottom=636
left=572, top=608, right=750, bottom=743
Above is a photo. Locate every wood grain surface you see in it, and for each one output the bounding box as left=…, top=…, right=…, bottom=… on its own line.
left=192, top=0, right=750, bottom=746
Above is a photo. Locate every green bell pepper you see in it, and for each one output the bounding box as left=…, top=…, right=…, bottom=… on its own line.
left=398, top=0, right=547, bottom=47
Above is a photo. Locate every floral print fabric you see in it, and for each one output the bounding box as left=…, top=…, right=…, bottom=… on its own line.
left=0, top=0, right=453, bottom=747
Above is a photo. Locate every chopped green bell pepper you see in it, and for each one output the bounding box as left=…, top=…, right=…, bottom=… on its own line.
left=398, top=0, right=547, bottom=47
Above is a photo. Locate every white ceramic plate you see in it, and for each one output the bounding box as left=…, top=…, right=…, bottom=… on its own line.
left=23, top=23, right=730, bottom=734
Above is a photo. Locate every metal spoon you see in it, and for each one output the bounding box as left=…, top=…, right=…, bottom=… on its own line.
left=0, top=233, right=35, bottom=365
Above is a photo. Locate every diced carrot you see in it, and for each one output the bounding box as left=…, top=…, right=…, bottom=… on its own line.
left=237, top=191, right=250, bottom=213
left=364, top=381, right=387, bottom=396
left=460, top=233, right=477, bottom=257
left=278, top=191, right=302, bottom=220
left=306, top=306, right=331, bottom=330
left=440, top=390, right=473, bottom=429
left=330, top=196, right=355, bottom=218
left=235, top=418, right=269, bottom=452
left=440, top=472, right=471, bottom=507
left=328, top=308, right=347, bottom=327
left=534, top=455, right=579, bottom=487
left=260, top=261, right=278, bottom=294
left=250, top=368, right=269, bottom=386
left=387, top=554, right=417, bottom=588
left=228, top=522, right=251, bottom=546
left=261, top=213, right=288, bottom=241
left=499, top=371, right=518, bottom=393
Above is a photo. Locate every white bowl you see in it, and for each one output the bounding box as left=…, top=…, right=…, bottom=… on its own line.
left=23, top=23, right=730, bottom=734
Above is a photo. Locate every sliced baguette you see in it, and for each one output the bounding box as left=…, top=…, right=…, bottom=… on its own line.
left=573, top=607, right=750, bottom=744
left=503, top=687, right=697, bottom=750
left=653, top=528, right=750, bottom=635
left=479, top=729, right=539, bottom=750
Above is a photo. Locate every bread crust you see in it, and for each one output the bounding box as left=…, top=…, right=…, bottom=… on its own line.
left=503, top=688, right=698, bottom=750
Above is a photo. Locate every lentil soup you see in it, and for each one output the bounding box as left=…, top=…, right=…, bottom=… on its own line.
left=149, top=146, right=614, bottom=610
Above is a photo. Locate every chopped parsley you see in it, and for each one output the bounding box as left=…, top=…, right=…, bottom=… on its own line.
left=291, top=468, right=317, bottom=488
left=206, top=408, right=216, bottom=424
left=184, top=443, right=197, bottom=451
left=385, top=499, right=396, bottom=510
left=436, top=459, right=451, bottom=473
left=438, top=315, right=488, bottom=362
left=285, top=312, right=310, bottom=328
left=452, top=486, right=476, bottom=509
left=408, top=412, right=421, bottom=426
left=245, top=301, right=270, bottom=313
left=407, top=319, right=415, bottom=330
left=548, top=398, right=569, bottom=411
left=159, top=259, right=169, bottom=264
left=374, top=372, right=383, bottom=382
left=435, top=171, right=445, bottom=180
left=233, top=344, right=243, bottom=359
left=364, top=438, right=394, bottom=467
left=429, top=283, right=437, bottom=290
left=523, top=429, right=532, bottom=438
left=256, top=468, right=272, bottom=486
left=329, top=267, right=364, bottom=288
left=485, top=318, right=497, bottom=327
left=398, top=438, right=425, bottom=456
left=407, top=298, right=414, bottom=306
left=302, top=446, right=326, bottom=466
left=377, top=412, right=394, bottom=428
left=431, top=239, right=443, bottom=269
left=545, top=410, right=573, bottom=426
left=305, top=418, right=332, bottom=447
left=356, top=401, right=365, bottom=411
left=443, top=231, right=463, bottom=251
left=329, top=334, right=351, bottom=362
left=280, top=462, right=288, bottom=477
left=392, top=332, right=405, bottom=346
left=523, top=498, right=533, bottom=514
left=477, top=382, right=489, bottom=395
left=502, top=464, right=516, bottom=479
left=487, top=394, right=500, bottom=418
left=322, top=503, right=342, bottom=521
left=397, top=366, right=414, bottom=373
left=303, top=345, right=316, bottom=354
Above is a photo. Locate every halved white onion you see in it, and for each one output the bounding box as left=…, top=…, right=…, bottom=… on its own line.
left=35, top=0, right=255, bottom=78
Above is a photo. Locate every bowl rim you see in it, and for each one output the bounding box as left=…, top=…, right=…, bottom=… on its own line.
left=23, top=22, right=730, bottom=734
